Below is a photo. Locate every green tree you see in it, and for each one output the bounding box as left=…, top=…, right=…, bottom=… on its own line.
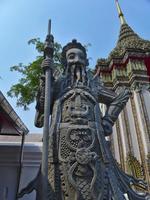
left=7, top=38, right=62, bottom=110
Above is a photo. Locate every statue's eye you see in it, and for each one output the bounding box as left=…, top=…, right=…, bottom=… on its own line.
left=68, top=54, right=75, bottom=59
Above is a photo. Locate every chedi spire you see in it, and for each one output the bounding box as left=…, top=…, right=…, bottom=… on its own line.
left=115, top=0, right=126, bottom=25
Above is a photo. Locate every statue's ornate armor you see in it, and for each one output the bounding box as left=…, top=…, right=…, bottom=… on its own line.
left=48, top=82, right=105, bottom=199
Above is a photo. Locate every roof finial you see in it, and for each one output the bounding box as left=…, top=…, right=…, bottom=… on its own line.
left=115, top=0, right=126, bottom=25
left=48, top=19, right=51, bottom=35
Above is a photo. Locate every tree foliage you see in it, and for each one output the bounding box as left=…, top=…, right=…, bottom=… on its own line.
left=7, top=38, right=62, bottom=110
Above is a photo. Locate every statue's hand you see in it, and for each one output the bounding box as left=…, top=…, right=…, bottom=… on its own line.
left=41, top=58, right=53, bottom=71
left=102, top=119, right=113, bottom=136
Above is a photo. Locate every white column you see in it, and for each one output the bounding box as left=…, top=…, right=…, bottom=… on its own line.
left=118, top=114, right=128, bottom=165
left=134, top=91, right=149, bottom=154
left=126, top=98, right=141, bottom=162
left=112, top=125, right=121, bottom=164
left=142, top=89, right=150, bottom=120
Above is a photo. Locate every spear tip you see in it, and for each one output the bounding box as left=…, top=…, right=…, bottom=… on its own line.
left=48, top=19, right=51, bottom=35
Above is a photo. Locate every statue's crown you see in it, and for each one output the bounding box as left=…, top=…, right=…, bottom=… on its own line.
left=61, top=39, right=87, bottom=67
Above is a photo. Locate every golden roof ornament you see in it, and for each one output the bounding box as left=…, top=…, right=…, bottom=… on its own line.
left=115, top=0, right=126, bottom=25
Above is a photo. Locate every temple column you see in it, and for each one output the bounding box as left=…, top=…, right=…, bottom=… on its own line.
left=112, top=124, right=121, bottom=164
left=130, top=91, right=150, bottom=191
left=118, top=114, right=128, bottom=171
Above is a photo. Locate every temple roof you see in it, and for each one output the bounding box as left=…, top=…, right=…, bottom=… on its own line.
left=0, top=90, right=29, bottom=135
left=97, top=1, right=150, bottom=67
left=109, top=23, right=150, bottom=59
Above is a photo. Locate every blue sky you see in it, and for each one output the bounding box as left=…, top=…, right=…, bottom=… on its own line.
left=0, top=0, right=150, bottom=133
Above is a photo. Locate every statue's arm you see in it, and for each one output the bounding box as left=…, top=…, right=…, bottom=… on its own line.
left=97, top=86, right=116, bottom=104
left=34, top=58, right=55, bottom=128
left=98, top=87, right=131, bottom=136
left=34, top=75, right=45, bottom=128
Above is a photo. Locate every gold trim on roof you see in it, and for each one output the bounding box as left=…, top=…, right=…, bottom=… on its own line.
left=115, top=0, right=126, bottom=25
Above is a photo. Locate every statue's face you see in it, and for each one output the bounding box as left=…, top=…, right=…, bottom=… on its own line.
left=65, top=48, right=88, bottom=84
left=66, top=48, right=87, bottom=68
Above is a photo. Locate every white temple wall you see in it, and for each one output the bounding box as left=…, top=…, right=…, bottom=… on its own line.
left=0, top=143, right=42, bottom=200
left=0, top=144, right=20, bottom=200
left=19, top=143, right=42, bottom=200
left=0, top=166, right=18, bottom=200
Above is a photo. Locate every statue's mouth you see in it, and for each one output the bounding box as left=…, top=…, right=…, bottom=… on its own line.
left=71, top=64, right=84, bottom=83
left=70, top=63, right=84, bottom=69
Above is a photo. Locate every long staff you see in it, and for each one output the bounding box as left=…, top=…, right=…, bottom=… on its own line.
left=42, top=20, right=54, bottom=200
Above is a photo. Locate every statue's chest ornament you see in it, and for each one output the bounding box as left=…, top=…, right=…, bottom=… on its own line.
left=69, top=93, right=89, bottom=117
left=66, top=128, right=95, bottom=151
left=61, top=88, right=97, bottom=123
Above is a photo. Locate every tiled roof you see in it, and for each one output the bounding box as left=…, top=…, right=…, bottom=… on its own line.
left=0, top=90, right=29, bottom=135
left=96, top=23, right=150, bottom=67
left=109, top=23, right=150, bottom=59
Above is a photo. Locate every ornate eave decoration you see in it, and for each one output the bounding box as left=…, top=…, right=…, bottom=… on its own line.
left=96, top=24, right=150, bottom=72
